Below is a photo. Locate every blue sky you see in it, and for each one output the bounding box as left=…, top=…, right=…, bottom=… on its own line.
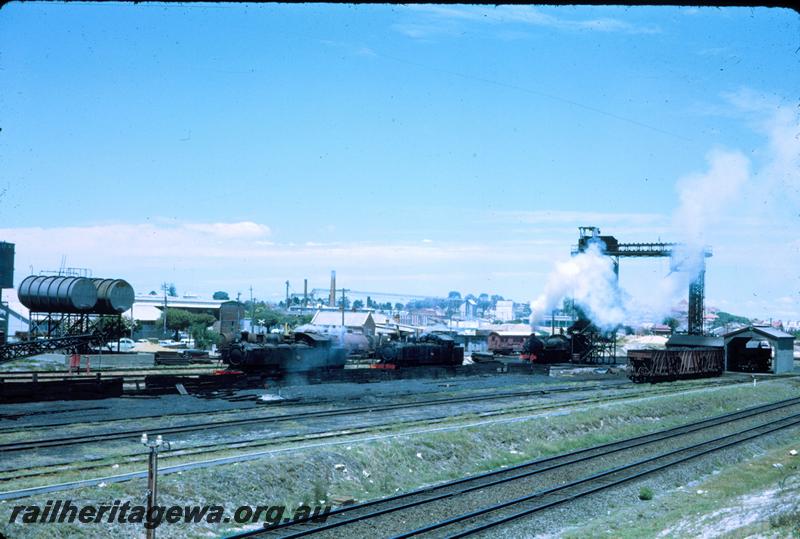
left=1, top=4, right=798, bottom=320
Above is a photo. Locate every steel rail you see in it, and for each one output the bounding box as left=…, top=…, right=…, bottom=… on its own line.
left=0, top=384, right=644, bottom=452
left=402, top=414, right=800, bottom=538
left=226, top=395, right=800, bottom=538
left=0, top=382, right=620, bottom=434
left=0, top=382, right=712, bottom=480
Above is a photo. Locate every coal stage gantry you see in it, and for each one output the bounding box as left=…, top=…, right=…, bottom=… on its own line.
left=572, top=226, right=712, bottom=335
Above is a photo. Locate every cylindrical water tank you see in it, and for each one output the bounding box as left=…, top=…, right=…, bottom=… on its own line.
left=91, top=278, right=135, bottom=314
left=18, top=275, right=98, bottom=313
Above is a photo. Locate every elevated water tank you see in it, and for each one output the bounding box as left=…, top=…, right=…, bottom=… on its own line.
left=18, top=275, right=98, bottom=313
left=92, top=278, right=135, bottom=314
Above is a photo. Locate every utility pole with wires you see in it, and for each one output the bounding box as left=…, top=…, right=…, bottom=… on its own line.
left=160, top=283, right=169, bottom=337
left=141, top=433, right=170, bottom=539
left=249, top=286, right=255, bottom=332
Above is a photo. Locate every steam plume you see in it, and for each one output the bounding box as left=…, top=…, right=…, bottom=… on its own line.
left=530, top=243, right=626, bottom=331
left=531, top=149, right=750, bottom=330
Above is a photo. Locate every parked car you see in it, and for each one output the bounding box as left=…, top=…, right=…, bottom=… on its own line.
left=104, top=338, right=136, bottom=352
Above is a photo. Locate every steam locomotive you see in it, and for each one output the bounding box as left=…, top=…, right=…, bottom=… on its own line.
left=519, top=320, right=600, bottom=364
left=726, top=337, right=772, bottom=373
left=375, top=333, right=464, bottom=368
left=220, top=331, right=347, bottom=374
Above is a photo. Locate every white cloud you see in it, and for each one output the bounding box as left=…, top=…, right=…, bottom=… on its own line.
left=491, top=210, right=667, bottom=227
left=183, top=221, right=270, bottom=238
left=401, top=6, right=661, bottom=37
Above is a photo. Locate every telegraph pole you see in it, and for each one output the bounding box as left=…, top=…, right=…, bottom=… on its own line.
left=141, top=433, right=169, bottom=539
left=249, top=286, right=254, bottom=332
left=161, top=283, right=169, bottom=337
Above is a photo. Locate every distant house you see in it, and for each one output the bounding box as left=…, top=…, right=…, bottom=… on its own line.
left=124, top=294, right=227, bottom=339
left=126, top=303, right=164, bottom=340
left=650, top=324, right=672, bottom=336
left=488, top=330, right=530, bottom=354
left=494, top=300, right=514, bottom=322
left=310, top=311, right=376, bottom=337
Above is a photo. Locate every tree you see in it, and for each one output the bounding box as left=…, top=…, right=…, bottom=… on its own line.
left=394, top=302, right=404, bottom=311
left=447, top=291, right=462, bottom=300
left=352, top=299, right=364, bottom=310
left=157, top=309, right=218, bottom=347
left=253, top=304, right=284, bottom=332
left=710, top=311, right=751, bottom=329
left=477, top=298, right=492, bottom=316
left=187, top=313, right=217, bottom=348
left=662, top=317, right=680, bottom=333
left=213, top=291, right=230, bottom=300
left=161, top=309, right=195, bottom=332
left=167, top=284, right=177, bottom=297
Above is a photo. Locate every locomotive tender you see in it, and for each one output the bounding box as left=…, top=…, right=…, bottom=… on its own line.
left=375, top=333, right=464, bottom=368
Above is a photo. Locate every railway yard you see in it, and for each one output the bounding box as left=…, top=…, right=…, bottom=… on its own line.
left=0, top=259, right=799, bottom=538
left=0, top=362, right=798, bottom=538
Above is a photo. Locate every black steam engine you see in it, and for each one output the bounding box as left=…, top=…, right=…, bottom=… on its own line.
left=726, top=336, right=772, bottom=373
left=375, top=333, right=464, bottom=368
left=520, top=319, right=615, bottom=364
left=220, top=331, right=347, bottom=375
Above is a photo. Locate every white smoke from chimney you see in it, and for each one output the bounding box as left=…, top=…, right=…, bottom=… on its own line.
left=530, top=148, right=751, bottom=331
left=530, top=243, right=626, bottom=331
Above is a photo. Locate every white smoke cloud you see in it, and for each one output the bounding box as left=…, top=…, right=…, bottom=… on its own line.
left=672, top=148, right=750, bottom=252
left=659, top=148, right=751, bottom=314
left=530, top=243, right=626, bottom=331
left=530, top=149, right=752, bottom=331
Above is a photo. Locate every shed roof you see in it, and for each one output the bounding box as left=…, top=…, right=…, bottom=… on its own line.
left=370, top=313, right=392, bottom=325
left=489, top=331, right=531, bottom=337
left=124, top=304, right=163, bottom=322
left=311, top=311, right=374, bottom=327
left=723, top=326, right=794, bottom=340
left=666, top=334, right=724, bottom=348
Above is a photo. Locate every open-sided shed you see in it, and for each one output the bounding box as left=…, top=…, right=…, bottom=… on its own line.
left=723, top=326, right=795, bottom=374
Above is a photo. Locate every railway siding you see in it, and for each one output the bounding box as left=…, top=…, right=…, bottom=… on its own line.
left=0, top=378, right=797, bottom=538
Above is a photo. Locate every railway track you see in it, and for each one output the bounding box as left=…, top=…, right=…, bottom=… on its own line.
left=0, top=381, right=711, bottom=482
left=0, top=379, right=757, bottom=501
left=0, top=379, right=745, bottom=453
left=227, top=396, right=800, bottom=539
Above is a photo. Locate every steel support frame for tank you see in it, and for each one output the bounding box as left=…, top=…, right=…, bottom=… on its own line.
left=27, top=312, right=124, bottom=340
left=29, top=312, right=92, bottom=338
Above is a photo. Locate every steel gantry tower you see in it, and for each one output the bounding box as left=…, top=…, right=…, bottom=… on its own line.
left=572, top=227, right=712, bottom=335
